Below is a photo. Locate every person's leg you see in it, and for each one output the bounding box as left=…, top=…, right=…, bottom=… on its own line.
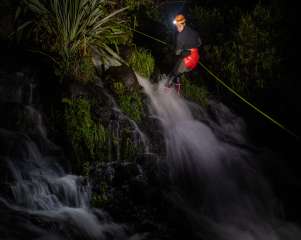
left=173, top=61, right=191, bottom=94
left=167, top=60, right=186, bottom=83
left=166, top=59, right=181, bottom=87
left=174, top=76, right=181, bottom=94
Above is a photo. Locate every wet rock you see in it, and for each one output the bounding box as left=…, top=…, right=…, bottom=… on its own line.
left=0, top=0, right=15, bottom=42
left=0, top=73, right=36, bottom=104
left=105, top=64, right=140, bottom=92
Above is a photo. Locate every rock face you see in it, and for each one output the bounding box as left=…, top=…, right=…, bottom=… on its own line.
left=0, top=0, right=15, bottom=42
left=105, top=64, right=140, bottom=92
left=0, top=71, right=37, bottom=105
left=0, top=42, right=172, bottom=237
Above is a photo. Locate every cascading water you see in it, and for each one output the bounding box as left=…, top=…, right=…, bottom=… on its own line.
left=101, top=89, right=150, bottom=155
left=137, top=74, right=301, bottom=240
left=0, top=107, right=143, bottom=240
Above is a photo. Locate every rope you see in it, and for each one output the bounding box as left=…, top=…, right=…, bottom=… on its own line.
left=129, top=27, right=299, bottom=140
left=129, top=27, right=169, bottom=46
left=198, top=62, right=299, bottom=139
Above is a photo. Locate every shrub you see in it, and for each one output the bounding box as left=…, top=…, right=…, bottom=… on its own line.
left=229, top=3, right=280, bottom=95
left=18, top=0, right=131, bottom=81
left=128, top=47, right=155, bottom=79
left=192, top=3, right=280, bottom=98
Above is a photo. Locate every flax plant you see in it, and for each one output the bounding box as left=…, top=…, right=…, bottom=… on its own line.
left=20, top=0, right=130, bottom=79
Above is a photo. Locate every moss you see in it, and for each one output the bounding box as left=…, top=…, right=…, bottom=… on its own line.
left=63, top=97, right=108, bottom=170
left=112, top=81, right=126, bottom=96
left=111, top=80, right=144, bottom=123
left=72, top=56, right=96, bottom=83
left=119, top=92, right=143, bottom=123
left=120, top=128, right=142, bottom=160
left=54, top=55, right=96, bottom=83
left=91, top=182, right=110, bottom=208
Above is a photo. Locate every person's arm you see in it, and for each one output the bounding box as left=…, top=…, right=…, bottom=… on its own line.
left=175, top=49, right=182, bottom=55
left=179, top=49, right=191, bottom=58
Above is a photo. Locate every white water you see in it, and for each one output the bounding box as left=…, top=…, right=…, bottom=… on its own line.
left=0, top=123, right=142, bottom=239
left=137, top=74, right=301, bottom=240
left=100, top=84, right=150, bottom=155
left=0, top=70, right=149, bottom=239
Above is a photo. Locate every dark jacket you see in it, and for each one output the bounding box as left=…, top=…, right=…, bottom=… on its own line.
left=175, top=26, right=202, bottom=56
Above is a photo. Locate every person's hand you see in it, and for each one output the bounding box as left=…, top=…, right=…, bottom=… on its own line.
left=180, top=49, right=191, bottom=58
left=175, top=49, right=182, bottom=55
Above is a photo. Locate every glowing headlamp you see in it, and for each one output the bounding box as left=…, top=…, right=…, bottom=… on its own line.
left=173, top=19, right=177, bottom=25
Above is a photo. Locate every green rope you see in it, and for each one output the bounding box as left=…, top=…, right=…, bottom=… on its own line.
left=130, top=27, right=299, bottom=140
left=129, top=27, right=169, bottom=46
left=198, top=62, right=299, bottom=139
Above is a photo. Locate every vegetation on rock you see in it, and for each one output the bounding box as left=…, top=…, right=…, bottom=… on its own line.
left=16, top=0, right=131, bottom=82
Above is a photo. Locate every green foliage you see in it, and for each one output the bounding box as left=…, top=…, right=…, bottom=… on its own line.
left=181, top=75, right=208, bottom=107
left=62, top=94, right=143, bottom=173
left=19, top=0, right=131, bottom=81
left=212, top=5, right=279, bottom=96
left=111, top=77, right=144, bottom=123
left=63, top=97, right=108, bottom=169
left=120, top=0, right=161, bottom=21
left=233, top=3, right=279, bottom=93
left=128, top=47, right=155, bottom=79
left=78, top=57, right=96, bottom=83
left=123, top=0, right=152, bottom=11
left=193, top=3, right=280, bottom=97
left=110, top=80, right=144, bottom=158
left=112, top=81, right=126, bottom=96
left=120, top=132, right=140, bottom=160
left=82, top=161, right=91, bottom=177
left=91, top=182, right=109, bottom=208
left=57, top=56, right=96, bottom=84
left=119, top=92, right=143, bottom=122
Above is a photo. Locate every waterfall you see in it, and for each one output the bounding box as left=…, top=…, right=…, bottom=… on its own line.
left=101, top=83, right=150, bottom=155
left=0, top=111, right=143, bottom=240
left=136, top=74, right=301, bottom=240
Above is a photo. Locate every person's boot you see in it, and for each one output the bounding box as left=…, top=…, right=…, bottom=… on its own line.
left=165, top=74, right=175, bottom=88
left=164, top=74, right=175, bottom=94
left=175, top=83, right=181, bottom=95
left=175, top=77, right=181, bottom=95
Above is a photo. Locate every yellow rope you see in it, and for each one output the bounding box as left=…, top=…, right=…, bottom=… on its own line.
left=130, top=27, right=299, bottom=140
left=130, top=27, right=169, bottom=46
left=198, top=62, right=299, bottom=139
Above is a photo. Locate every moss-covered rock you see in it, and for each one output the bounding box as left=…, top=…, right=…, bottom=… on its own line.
left=104, top=64, right=144, bottom=123
left=105, top=64, right=139, bottom=91
left=56, top=56, right=96, bottom=84
left=62, top=97, right=109, bottom=171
